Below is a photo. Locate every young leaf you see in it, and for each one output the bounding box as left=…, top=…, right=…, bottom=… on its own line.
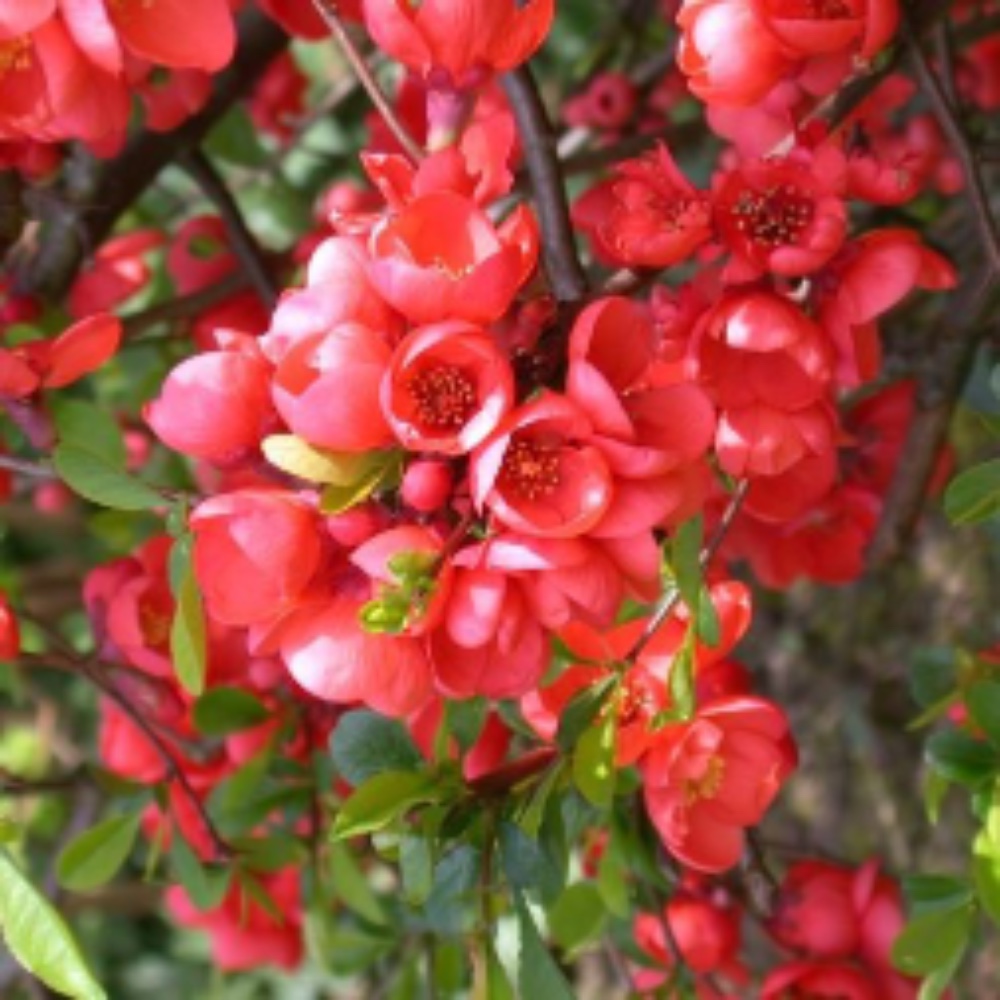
left=0, top=848, right=106, bottom=1000
left=262, top=435, right=384, bottom=486
left=330, top=709, right=425, bottom=786
left=925, top=729, right=999, bottom=788
left=556, top=674, right=617, bottom=752
left=944, top=459, right=1000, bottom=525
left=170, top=835, right=232, bottom=911
left=331, top=771, right=445, bottom=841
left=548, top=883, right=607, bottom=954
left=671, top=515, right=704, bottom=609
left=56, top=813, right=141, bottom=893
left=499, top=821, right=563, bottom=904
left=513, top=889, right=576, bottom=1000
left=54, top=444, right=163, bottom=511
left=53, top=399, right=126, bottom=467
left=572, top=712, right=617, bottom=808
left=193, top=687, right=270, bottom=737
left=170, top=541, right=207, bottom=697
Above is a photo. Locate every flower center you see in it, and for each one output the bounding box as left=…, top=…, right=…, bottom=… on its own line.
left=499, top=438, right=561, bottom=501
left=408, top=364, right=477, bottom=431
left=684, top=755, right=726, bottom=805
left=140, top=602, right=171, bottom=648
left=730, top=184, right=815, bottom=248
left=0, top=38, right=32, bottom=76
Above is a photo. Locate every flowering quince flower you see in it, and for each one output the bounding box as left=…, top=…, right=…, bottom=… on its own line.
left=634, top=894, right=746, bottom=991
left=132, top=63, right=212, bottom=132
left=58, top=0, right=236, bottom=76
left=643, top=695, right=797, bottom=872
left=563, top=71, right=637, bottom=131
left=166, top=868, right=304, bottom=972
left=361, top=0, right=554, bottom=84
left=190, top=490, right=324, bottom=629
left=677, top=0, right=794, bottom=107
left=713, top=151, right=847, bottom=279
left=248, top=52, right=307, bottom=145
left=257, top=0, right=361, bottom=40
left=0, top=16, right=130, bottom=146
left=271, top=324, right=395, bottom=453
left=750, top=0, right=899, bottom=61
left=366, top=192, right=539, bottom=325
left=815, top=227, right=957, bottom=386
left=0, top=312, right=122, bottom=399
left=145, top=345, right=278, bottom=465
left=409, top=699, right=512, bottom=782
left=470, top=393, right=614, bottom=539
left=761, top=960, right=880, bottom=999
left=166, top=215, right=237, bottom=295
left=381, top=320, right=515, bottom=455
left=767, top=859, right=861, bottom=957
left=573, top=144, right=713, bottom=269
left=0, top=590, right=20, bottom=660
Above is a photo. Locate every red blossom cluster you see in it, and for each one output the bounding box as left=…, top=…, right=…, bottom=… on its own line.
left=1, top=0, right=989, bottom=990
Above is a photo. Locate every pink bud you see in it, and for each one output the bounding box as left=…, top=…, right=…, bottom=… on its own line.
left=402, top=460, right=453, bottom=512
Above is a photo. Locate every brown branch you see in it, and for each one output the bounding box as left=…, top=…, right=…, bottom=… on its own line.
left=121, top=271, right=250, bottom=340
left=311, top=0, right=425, bottom=165
left=12, top=9, right=288, bottom=301
left=180, top=150, right=279, bottom=308
left=0, top=767, right=88, bottom=797
left=502, top=66, right=589, bottom=307
left=0, top=455, right=56, bottom=480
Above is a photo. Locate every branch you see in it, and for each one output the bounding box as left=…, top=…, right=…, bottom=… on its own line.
left=0, top=455, right=57, bottom=481
left=502, top=66, right=589, bottom=306
left=121, top=271, right=250, bottom=340
left=311, top=0, right=425, bottom=165
left=12, top=9, right=288, bottom=301
left=180, top=150, right=279, bottom=308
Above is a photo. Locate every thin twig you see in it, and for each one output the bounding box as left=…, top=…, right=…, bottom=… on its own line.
left=180, top=150, right=279, bottom=308
left=121, top=271, right=250, bottom=340
left=625, top=480, right=749, bottom=665
left=502, top=66, right=589, bottom=306
left=311, top=0, right=425, bottom=164
left=0, top=767, right=88, bottom=796
left=0, top=455, right=56, bottom=480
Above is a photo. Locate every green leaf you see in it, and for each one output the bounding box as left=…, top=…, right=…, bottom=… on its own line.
left=967, top=681, right=1000, bottom=747
left=891, top=903, right=975, bottom=977
left=669, top=630, right=697, bottom=721
left=917, top=947, right=965, bottom=1000
left=597, top=832, right=630, bottom=917
left=331, top=771, right=445, bottom=841
left=170, top=543, right=207, bottom=697
left=53, top=399, right=126, bottom=467
left=444, top=698, right=488, bottom=753
left=923, top=769, right=951, bottom=824
left=193, top=687, right=270, bottom=737
left=329, top=841, right=386, bottom=925
left=399, top=834, right=433, bottom=907
left=499, top=821, right=563, bottom=904
left=481, top=939, right=515, bottom=1000
left=925, top=729, right=999, bottom=788
left=902, top=875, right=973, bottom=917
left=424, top=845, right=480, bottom=935
left=319, top=454, right=401, bottom=515
left=556, top=674, right=617, bottom=752
left=169, top=835, right=232, bottom=911
left=671, top=515, right=703, bottom=609
left=944, top=459, right=1000, bottom=525
left=56, top=813, right=141, bottom=893
left=53, top=443, right=163, bottom=511
left=973, top=811, right=1000, bottom=928
left=513, top=889, right=576, bottom=1000
left=205, top=106, right=268, bottom=167
left=0, top=848, right=106, bottom=1000
left=330, top=710, right=425, bottom=786
left=262, top=435, right=386, bottom=486
left=572, top=711, right=617, bottom=808
left=910, top=647, right=957, bottom=709
left=548, top=883, right=607, bottom=954
left=695, top=584, right=721, bottom=647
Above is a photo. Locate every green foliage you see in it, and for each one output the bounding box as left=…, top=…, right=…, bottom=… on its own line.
left=54, top=443, right=164, bottom=511
left=331, top=771, right=451, bottom=841
left=944, top=458, right=1000, bottom=526
left=56, top=813, right=141, bottom=893
left=169, top=537, right=207, bottom=697
left=330, top=709, right=425, bottom=786
left=0, top=848, right=106, bottom=1000
left=193, top=687, right=270, bottom=736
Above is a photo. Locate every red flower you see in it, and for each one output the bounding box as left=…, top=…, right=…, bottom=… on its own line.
left=471, top=393, right=613, bottom=539
left=767, top=860, right=860, bottom=957
left=751, top=0, right=899, bottom=61
left=271, top=324, right=394, bottom=453
left=761, top=960, right=879, bottom=1000
left=643, top=696, right=796, bottom=872
left=367, top=192, right=539, bottom=325
left=146, top=348, right=277, bottom=465
left=573, top=145, right=713, bottom=269
left=381, top=320, right=514, bottom=454
left=677, top=0, right=793, bottom=107
left=362, top=0, right=554, bottom=82
left=0, top=591, right=20, bottom=661
left=191, top=491, right=322, bottom=628
left=713, top=154, right=847, bottom=278
left=167, top=868, right=304, bottom=972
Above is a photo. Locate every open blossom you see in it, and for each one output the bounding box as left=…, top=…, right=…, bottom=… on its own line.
left=573, top=145, right=713, bottom=269
left=381, top=320, right=514, bottom=454
left=750, top=0, right=899, bottom=61
left=366, top=193, right=539, bottom=325
left=761, top=961, right=880, bottom=999
left=713, top=153, right=847, bottom=278
left=471, top=393, right=614, bottom=539
left=643, top=696, right=796, bottom=872
left=767, top=860, right=861, bottom=957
